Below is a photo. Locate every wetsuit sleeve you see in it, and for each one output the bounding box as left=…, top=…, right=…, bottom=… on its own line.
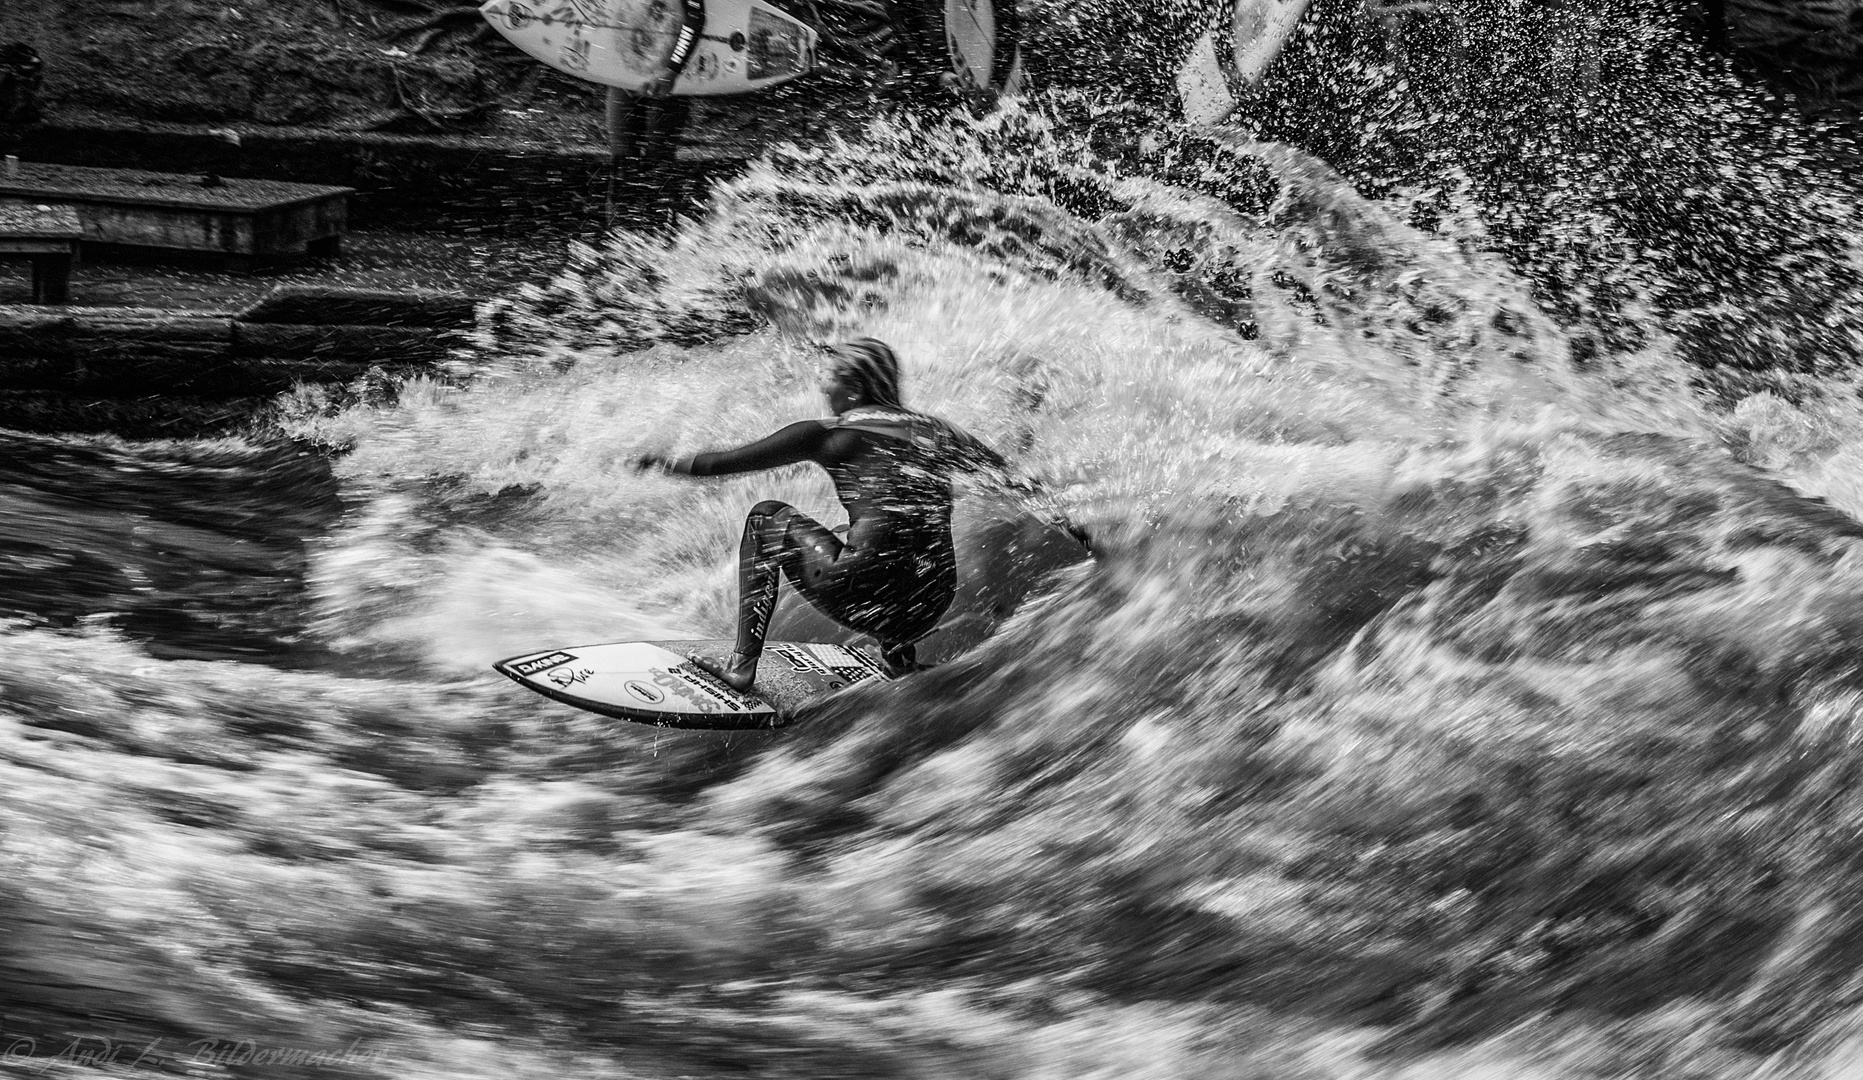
left=679, top=420, right=831, bottom=476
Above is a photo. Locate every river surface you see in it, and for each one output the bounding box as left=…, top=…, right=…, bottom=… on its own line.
left=5, top=4, right=1863, bottom=1078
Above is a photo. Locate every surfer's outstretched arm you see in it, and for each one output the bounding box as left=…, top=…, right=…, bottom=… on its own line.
left=633, top=420, right=834, bottom=476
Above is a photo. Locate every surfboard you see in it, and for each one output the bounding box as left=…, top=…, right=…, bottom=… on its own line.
left=1229, top=0, right=1310, bottom=84
left=479, top=0, right=819, bottom=96
left=1175, top=0, right=1312, bottom=124
left=494, top=639, right=893, bottom=729
left=896, top=0, right=1024, bottom=103
left=933, top=0, right=1023, bottom=100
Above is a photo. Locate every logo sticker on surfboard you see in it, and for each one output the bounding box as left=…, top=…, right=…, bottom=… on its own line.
left=773, top=643, right=831, bottom=675
left=510, top=651, right=576, bottom=676
left=546, top=666, right=593, bottom=687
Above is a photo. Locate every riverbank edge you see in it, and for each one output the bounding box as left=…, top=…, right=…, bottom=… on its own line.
left=0, top=285, right=481, bottom=437
left=0, top=116, right=750, bottom=436
left=9, top=118, right=746, bottom=233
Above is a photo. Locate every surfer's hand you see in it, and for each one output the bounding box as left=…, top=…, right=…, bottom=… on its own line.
left=634, top=450, right=697, bottom=475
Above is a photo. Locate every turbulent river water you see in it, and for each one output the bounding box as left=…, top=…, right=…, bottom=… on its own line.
left=6, top=4, right=1863, bottom=1078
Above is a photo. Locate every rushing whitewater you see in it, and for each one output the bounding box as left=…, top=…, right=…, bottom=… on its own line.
left=6, top=7, right=1863, bottom=1078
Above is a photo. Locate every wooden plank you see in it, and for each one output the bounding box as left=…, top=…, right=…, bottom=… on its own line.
left=0, top=161, right=354, bottom=212
left=0, top=307, right=234, bottom=346
left=0, top=202, right=83, bottom=239
left=59, top=198, right=257, bottom=255
left=0, top=202, right=82, bottom=303
left=0, top=163, right=349, bottom=258
left=0, top=238, right=77, bottom=254
left=0, top=304, right=237, bottom=325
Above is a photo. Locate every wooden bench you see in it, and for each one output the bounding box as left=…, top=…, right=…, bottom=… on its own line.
left=0, top=162, right=353, bottom=272
left=0, top=203, right=81, bottom=304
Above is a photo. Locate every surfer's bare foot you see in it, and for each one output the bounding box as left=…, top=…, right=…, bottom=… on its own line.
left=693, top=652, right=757, bottom=692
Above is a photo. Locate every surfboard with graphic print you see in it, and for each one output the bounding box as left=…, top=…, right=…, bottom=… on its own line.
left=479, top=0, right=818, bottom=96
left=494, top=639, right=893, bottom=729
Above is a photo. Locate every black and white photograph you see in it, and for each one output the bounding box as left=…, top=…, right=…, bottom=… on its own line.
left=1, top=0, right=1861, bottom=1076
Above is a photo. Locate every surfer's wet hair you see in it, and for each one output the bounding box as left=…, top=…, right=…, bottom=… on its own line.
left=831, top=338, right=903, bottom=409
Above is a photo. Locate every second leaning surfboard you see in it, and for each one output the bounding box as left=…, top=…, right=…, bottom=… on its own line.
left=1176, top=0, right=1312, bottom=124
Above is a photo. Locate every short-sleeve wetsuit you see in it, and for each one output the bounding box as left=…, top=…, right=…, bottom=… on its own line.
left=681, top=405, right=1007, bottom=670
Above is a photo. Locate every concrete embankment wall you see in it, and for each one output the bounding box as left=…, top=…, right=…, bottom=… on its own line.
left=0, top=287, right=478, bottom=436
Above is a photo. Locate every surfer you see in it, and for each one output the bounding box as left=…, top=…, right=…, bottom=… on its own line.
left=633, top=338, right=1029, bottom=691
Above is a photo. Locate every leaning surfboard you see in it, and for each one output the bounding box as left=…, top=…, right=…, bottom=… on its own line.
left=479, top=0, right=819, bottom=96
left=896, top=0, right=1024, bottom=104
left=494, top=639, right=893, bottom=729
left=1175, top=0, right=1312, bottom=124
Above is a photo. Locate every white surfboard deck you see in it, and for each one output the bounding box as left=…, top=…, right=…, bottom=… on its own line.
left=1176, top=31, right=1235, bottom=125
left=495, top=639, right=893, bottom=729
left=480, top=0, right=818, bottom=96
left=1230, top=0, right=1310, bottom=84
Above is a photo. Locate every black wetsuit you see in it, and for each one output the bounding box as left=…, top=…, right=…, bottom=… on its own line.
left=682, top=406, right=1007, bottom=668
